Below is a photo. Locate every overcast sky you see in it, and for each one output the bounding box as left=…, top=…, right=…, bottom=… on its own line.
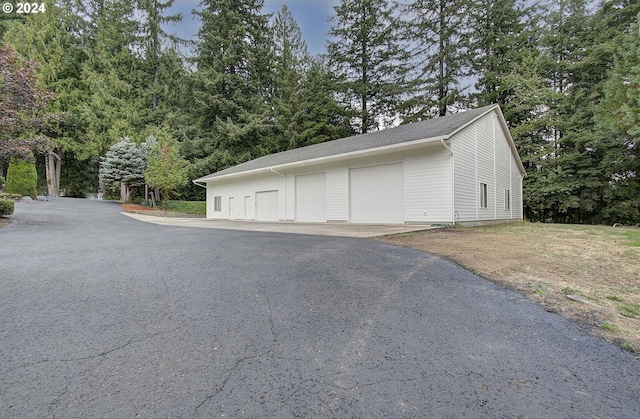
left=167, top=0, right=340, bottom=56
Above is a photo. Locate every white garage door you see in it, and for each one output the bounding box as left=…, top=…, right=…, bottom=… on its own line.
left=255, top=190, right=279, bottom=221
left=295, top=173, right=326, bottom=222
left=350, top=163, right=404, bottom=224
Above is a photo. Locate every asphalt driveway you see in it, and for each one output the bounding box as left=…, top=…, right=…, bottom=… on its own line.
left=1, top=198, right=639, bottom=418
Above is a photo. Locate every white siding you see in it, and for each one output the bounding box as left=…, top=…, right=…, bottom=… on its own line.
left=452, top=124, right=478, bottom=222
left=205, top=173, right=280, bottom=220
left=451, top=110, right=523, bottom=222
left=404, top=145, right=452, bottom=223
left=326, top=164, right=349, bottom=222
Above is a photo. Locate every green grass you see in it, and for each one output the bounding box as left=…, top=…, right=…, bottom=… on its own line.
left=618, top=304, right=640, bottom=318
left=621, top=229, right=640, bottom=247
left=601, top=322, right=621, bottom=332
left=160, top=201, right=206, bottom=215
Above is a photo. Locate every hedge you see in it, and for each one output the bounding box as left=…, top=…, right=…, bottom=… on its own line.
left=6, top=156, right=37, bottom=199
left=0, top=198, right=14, bottom=216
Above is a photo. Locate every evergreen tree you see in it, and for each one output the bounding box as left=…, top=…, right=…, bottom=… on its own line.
left=135, top=0, right=184, bottom=120
left=189, top=0, right=273, bottom=177
left=270, top=5, right=310, bottom=151
left=469, top=0, right=528, bottom=107
left=529, top=0, right=639, bottom=223
left=296, top=58, right=355, bottom=146
left=328, top=0, right=407, bottom=133
left=99, top=137, right=146, bottom=201
left=596, top=13, right=640, bottom=224
left=399, top=0, right=472, bottom=119
left=6, top=155, right=38, bottom=199
left=4, top=0, right=85, bottom=197
left=78, top=0, right=144, bottom=159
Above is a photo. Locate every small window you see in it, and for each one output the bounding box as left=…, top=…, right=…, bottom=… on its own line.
left=214, top=196, right=222, bottom=212
left=480, top=183, right=488, bottom=209
left=504, top=189, right=511, bottom=210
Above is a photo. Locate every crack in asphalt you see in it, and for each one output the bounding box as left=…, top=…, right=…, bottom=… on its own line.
left=1, top=329, right=175, bottom=376
left=192, top=283, right=280, bottom=418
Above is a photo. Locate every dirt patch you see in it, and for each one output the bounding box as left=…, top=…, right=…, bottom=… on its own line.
left=379, top=223, right=640, bottom=354
left=0, top=217, right=9, bottom=229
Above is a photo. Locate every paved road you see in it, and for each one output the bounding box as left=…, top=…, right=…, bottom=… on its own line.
left=1, top=198, right=639, bottom=418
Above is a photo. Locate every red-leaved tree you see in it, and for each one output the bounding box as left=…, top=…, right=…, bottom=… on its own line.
left=0, top=44, right=55, bottom=163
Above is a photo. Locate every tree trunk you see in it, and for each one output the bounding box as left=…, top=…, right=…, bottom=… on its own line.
left=120, top=181, right=129, bottom=201
left=45, top=150, right=61, bottom=197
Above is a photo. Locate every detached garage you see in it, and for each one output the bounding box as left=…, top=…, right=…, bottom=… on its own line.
left=194, top=104, right=526, bottom=225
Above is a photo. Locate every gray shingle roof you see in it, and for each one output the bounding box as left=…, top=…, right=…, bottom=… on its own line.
left=195, top=104, right=499, bottom=182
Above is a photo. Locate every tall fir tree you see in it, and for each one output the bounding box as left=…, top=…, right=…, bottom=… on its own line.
left=469, top=0, right=528, bottom=107
left=189, top=0, right=273, bottom=178
left=596, top=13, right=640, bottom=224
left=270, top=5, right=310, bottom=152
left=135, top=0, right=184, bottom=121
left=296, top=58, right=355, bottom=146
left=327, top=0, right=407, bottom=133
left=78, top=0, right=144, bottom=159
left=399, top=0, right=472, bottom=119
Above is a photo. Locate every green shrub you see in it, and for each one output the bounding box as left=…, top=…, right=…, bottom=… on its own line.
left=0, top=198, right=14, bottom=216
left=161, top=200, right=206, bottom=214
left=6, top=156, right=37, bottom=199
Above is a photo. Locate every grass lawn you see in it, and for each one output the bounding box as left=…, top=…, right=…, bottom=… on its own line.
left=380, top=222, right=640, bottom=354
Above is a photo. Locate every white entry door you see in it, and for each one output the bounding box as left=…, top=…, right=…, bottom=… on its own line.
left=349, top=163, right=404, bottom=224
left=295, top=173, right=326, bottom=222
left=228, top=197, right=234, bottom=219
left=255, top=190, right=278, bottom=221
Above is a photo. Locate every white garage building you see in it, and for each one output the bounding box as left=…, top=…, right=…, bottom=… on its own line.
left=193, top=104, right=526, bottom=225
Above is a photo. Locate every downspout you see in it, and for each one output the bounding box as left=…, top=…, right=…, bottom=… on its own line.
left=270, top=168, right=286, bottom=222
left=192, top=180, right=208, bottom=217
left=441, top=139, right=455, bottom=226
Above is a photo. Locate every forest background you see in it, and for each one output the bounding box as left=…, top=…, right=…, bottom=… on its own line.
left=0, top=0, right=638, bottom=224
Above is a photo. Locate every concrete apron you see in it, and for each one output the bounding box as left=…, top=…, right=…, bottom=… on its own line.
left=121, top=212, right=442, bottom=238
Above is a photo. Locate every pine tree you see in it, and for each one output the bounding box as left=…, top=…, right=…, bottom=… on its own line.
left=135, top=0, right=184, bottom=120
left=189, top=0, right=273, bottom=176
left=296, top=58, right=355, bottom=146
left=328, top=0, right=407, bottom=133
left=469, top=0, right=528, bottom=107
left=99, top=137, right=146, bottom=201
left=399, top=0, right=472, bottom=119
left=78, top=0, right=145, bottom=159
left=270, top=5, right=310, bottom=151
left=596, top=13, right=640, bottom=224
